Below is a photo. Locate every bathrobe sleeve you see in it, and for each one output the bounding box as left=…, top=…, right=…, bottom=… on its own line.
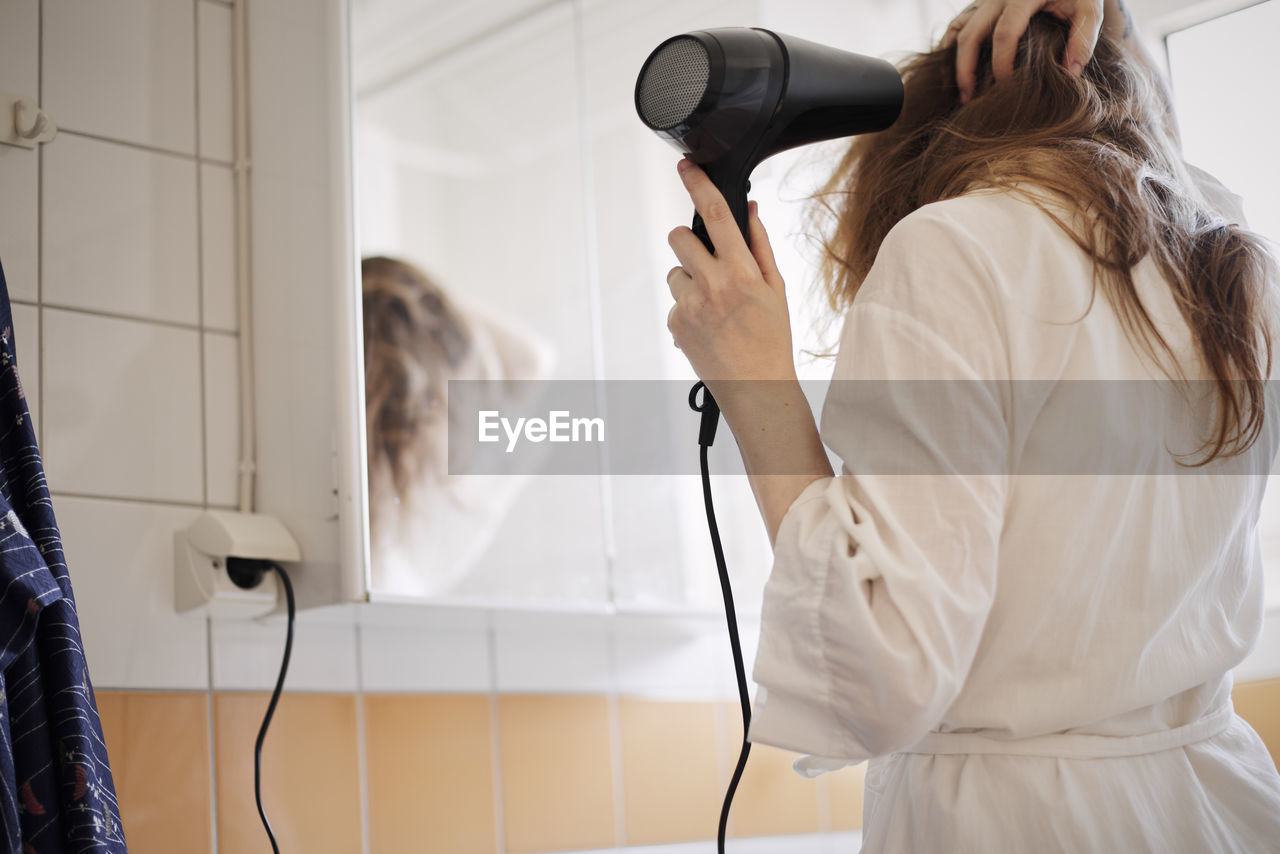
left=747, top=201, right=1012, bottom=762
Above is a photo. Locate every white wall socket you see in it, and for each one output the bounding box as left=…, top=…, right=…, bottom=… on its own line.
left=174, top=511, right=301, bottom=619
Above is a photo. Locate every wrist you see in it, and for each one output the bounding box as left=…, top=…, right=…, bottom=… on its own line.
left=712, top=376, right=805, bottom=427
left=719, top=381, right=830, bottom=474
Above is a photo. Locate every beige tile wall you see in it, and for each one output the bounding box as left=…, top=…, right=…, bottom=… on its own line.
left=213, top=693, right=363, bottom=854
left=364, top=694, right=498, bottom=854
left=618, top=699, right=721, bottom=845
left=497, top=695, right=617, bottom=853
left=1233, top=677, right=1280, bottom=768
left=96, top=692, right=213, bottom=854
left=94, top=679, right=1280, bottom=853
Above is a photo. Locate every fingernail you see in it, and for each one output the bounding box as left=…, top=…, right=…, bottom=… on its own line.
left=1070, top=61, right=1084, bottom=76
left=677, top=158, right=692, bottom=173
left=748, top=200, right=758, bottom=216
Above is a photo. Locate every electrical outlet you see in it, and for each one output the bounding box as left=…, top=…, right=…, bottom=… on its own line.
left=173, top=511, right=300, bottom=618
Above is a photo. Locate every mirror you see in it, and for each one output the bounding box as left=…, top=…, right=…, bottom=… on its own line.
left=349, top=0, right=947, bottom=609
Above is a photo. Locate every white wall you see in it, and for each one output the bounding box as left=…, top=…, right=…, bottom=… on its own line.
left=0, top=0, right=238, bottom=691
left=0, top=0, right=365, bottom=696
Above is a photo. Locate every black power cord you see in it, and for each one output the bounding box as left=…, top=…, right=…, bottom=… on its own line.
left=226, top=557, right=296, bottom=854
left=690, top=382, right=752, bottom=853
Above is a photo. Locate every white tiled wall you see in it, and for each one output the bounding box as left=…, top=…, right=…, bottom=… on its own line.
left=0, top=0, right=39, bottom=304
left=200, top=163, right=238, bottom=331
left=43, top=0, right=197, bottom=154
left=0, top=0, right=296, bottom=695
left=43, top=308, right=204, bottom=501
left=210, top=603, right=360, bottom=692
left=42, top=134, right=200, bottom=323
left=56, top=496, right=209, bottom=690
left=356, top=604, right=494, bottom=692
left=0, top=0, right=370, bottom=699
left=203, top=330, right=240, bottom=505
left=197, top=0, right=235, bottom=164
left=0, top=147, right=38, bottom=303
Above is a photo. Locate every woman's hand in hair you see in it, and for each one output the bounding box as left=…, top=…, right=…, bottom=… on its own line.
left=942, top=0, right=1104, bottom=103
left=666, top=159, right=797, bottom=406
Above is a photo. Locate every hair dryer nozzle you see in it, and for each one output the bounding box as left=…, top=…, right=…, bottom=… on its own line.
left=635, top=36, right=714, bottom=132
left=635, top=28, right=787, bottom=167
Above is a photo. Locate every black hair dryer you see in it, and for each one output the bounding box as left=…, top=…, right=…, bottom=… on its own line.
left=636, top=27, right=904, bottom=253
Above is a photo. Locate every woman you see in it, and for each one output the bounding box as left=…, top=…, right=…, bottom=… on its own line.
left=665, top=0, right=1280, bottom=849
left=363, top=256, right=553, bottom=597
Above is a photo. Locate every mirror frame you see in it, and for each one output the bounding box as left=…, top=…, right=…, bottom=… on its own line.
left=246, top=0, right=370, bottom=607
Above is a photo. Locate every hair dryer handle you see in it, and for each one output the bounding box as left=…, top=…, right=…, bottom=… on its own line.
left=689, top=176, right=752, bottom=254
left=687, top=176, right=750, bottom=448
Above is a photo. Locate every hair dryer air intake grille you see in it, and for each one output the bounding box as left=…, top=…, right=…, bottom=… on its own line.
left=636, top=36, right=710, bottom=130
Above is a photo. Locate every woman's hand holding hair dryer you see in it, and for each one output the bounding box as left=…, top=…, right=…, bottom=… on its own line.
left=666, top=158, right=833, bottom=546
left=665, top=158, right=795, bottom=391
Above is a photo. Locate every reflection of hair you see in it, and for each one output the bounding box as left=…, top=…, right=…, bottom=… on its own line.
left=816, top=13, right=1275, bottom=463
left=362, top=256, right=471, bottom=538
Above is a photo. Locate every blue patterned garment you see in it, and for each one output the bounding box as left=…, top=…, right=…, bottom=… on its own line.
left=0, top=259, right=126, bottom=853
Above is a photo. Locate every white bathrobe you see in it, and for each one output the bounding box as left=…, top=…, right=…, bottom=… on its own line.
left=747, top=169, right=1280, bottom=852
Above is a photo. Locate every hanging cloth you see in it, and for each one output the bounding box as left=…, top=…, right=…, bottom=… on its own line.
left=0, top=258, right=127, bottom=853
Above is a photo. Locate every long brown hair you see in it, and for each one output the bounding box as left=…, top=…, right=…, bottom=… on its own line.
left=814, top=13, right=1276, bottom=462
left=362, top=256, right=471, bottom=536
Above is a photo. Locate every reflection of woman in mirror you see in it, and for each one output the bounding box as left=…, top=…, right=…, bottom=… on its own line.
left=664, top=1, right=1280, bottom=849
left=363, top=256, right=553, bottom=598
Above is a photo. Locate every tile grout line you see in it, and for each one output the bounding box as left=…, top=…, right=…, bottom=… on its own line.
left=713, top=700, right=734, bottom=839
left=90, top=685, right=213, bottom=694
left=354, top=623, right=372, bottom=854
left=816, top=776, right=832, bottom=834
left=206, top=615, right=221, bottom=854
left=195, top=0, right=209, bottom=512
left=487, top=616, right=507, bottom=854
left=196, top=684, right=373, bottom=695
left=36, top=0, right=43, bottom=454
left=32, top=300, right=237, bottom=334
left=49, top=490, right=232, bottom=510
left=607, top=629, right=627, bottom=848
left=56, top=127, right=233, bottom=168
